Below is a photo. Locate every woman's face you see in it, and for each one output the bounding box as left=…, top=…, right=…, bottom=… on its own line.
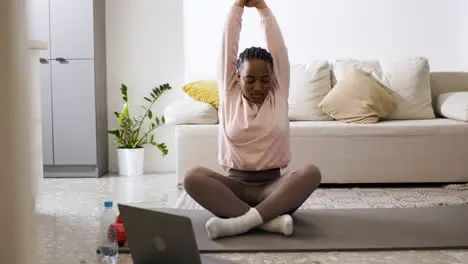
left=238, top=59, right=273, bottom=105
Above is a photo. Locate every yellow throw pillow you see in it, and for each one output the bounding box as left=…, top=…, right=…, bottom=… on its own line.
left=319, top=67, right=397, bottom=124
left=182, top=80, right=219, bottom=109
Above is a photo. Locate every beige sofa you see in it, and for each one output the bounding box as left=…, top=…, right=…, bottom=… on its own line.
left=167, top=58, right=468, bottom=189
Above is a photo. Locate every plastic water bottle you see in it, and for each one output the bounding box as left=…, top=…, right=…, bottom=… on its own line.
left=99, top=201, right=119, bottom=264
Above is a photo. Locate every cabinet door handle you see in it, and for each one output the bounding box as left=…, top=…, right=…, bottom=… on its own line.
left=39, top=58, right=49, bottom=64
left=55, top=57, right=68, bottom=64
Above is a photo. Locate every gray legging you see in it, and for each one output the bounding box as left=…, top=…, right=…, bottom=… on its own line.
left=183, top=164, right=321, bottom=222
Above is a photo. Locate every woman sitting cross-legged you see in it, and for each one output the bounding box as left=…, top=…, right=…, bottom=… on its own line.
left=183, top=0, right=322, bottom=240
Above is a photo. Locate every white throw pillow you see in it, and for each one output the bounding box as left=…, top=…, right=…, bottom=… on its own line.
left=436, top=92, right=468, bottom=122
left=164, top=96, right=218, bottom=125
left=380, top=57, right=435, bottom=120
left=288, top=61, right=333, bottom=121
left=333, top=58, right=386, bottom=86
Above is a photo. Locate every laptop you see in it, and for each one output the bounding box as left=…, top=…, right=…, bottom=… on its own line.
left=118, top=204, right=235, bottom=264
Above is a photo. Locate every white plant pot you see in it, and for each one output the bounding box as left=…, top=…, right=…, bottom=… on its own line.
left=117, top=148, right=145, bottom=177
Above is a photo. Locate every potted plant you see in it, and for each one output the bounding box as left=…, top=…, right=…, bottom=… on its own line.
left=108, top=83, right=172, bottom=176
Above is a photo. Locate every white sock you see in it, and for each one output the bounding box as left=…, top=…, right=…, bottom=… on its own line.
left=205, top=208, right=264, bottom=240
left=259, top=215, right=294, bottom=236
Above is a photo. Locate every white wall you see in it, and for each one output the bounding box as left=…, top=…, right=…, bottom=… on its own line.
left=107, top=0, right=468, bottom=173
left=184, top=0, right=468, bottom=81
left=106, top=0, right=185, bottom=173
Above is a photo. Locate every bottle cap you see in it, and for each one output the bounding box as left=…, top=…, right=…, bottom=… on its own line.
left=104, top=201, right=113, bottom=208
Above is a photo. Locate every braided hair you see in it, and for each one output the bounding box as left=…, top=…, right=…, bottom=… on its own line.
left=236, top=47, right=274, bottom=71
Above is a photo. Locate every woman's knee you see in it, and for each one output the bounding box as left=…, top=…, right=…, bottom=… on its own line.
left=183, top=166, right=209, bottom=191
left=300, top=164, right=322, bottom=186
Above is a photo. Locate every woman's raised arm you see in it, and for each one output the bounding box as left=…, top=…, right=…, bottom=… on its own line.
left=217, top=1, right=246, bottom=96
left=255, top=0, right=290, bottom=94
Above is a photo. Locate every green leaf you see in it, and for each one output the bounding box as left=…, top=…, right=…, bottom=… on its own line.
left=113, top=112, right=120, bottom=118
left=158, top=143, right=169, bottom=156
left=107, top=129, right=120, bottom=137
left=155, top=117, right=160, bottom=126
left=161, top=116, right=166, bottom=124
left=121, top=83, right=128, bottom=103
left=151, top=142, right=168, bottom=156
left=148, top=110, right=153, bottom=119
left=144, top=97, right=152, bottom=103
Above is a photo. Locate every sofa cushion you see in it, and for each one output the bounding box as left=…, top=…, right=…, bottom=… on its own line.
left=436, top=92, right=468, bottom=122
left=176, top=119, right=468, bottom=138
left=319, top=67, right=396, bottom=124
left=289, top=119, right=468, bottom=137
left=381, top=57, right=435, bottom=120
left=288, top=61, right=333, bottom=121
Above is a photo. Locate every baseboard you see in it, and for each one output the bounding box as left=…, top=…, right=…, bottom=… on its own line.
left=107, top=169, right=176, bottom=175
left=44, top=165, right=107, bottom=178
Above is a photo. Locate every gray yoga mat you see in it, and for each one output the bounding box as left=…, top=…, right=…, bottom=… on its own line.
left=153, top=206, right=468, bottom=253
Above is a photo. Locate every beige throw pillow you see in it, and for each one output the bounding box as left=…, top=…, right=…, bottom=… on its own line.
left=319, top=67, right=397, bottom=124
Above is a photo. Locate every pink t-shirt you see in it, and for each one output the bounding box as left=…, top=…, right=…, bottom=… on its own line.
left=217, top=6, right=291, bottom=171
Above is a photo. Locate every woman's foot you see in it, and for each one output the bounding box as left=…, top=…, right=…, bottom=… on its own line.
left=205, top=208, right=263, bottom=240
left=259, top=214, right=294, bottom=236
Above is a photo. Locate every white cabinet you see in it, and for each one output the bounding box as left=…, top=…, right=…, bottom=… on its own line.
left=51, top=60, right=97, bottom=165
left=28, top=0, right=108, bottom=177
left=40, top=62, right=54, bottom=165
left=49, top=0, right=95, bottom=59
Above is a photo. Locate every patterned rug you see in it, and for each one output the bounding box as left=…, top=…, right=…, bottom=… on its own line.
left=176, top=184, right=468, bottom=210
left=176, top=184, right=468, bottom=264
